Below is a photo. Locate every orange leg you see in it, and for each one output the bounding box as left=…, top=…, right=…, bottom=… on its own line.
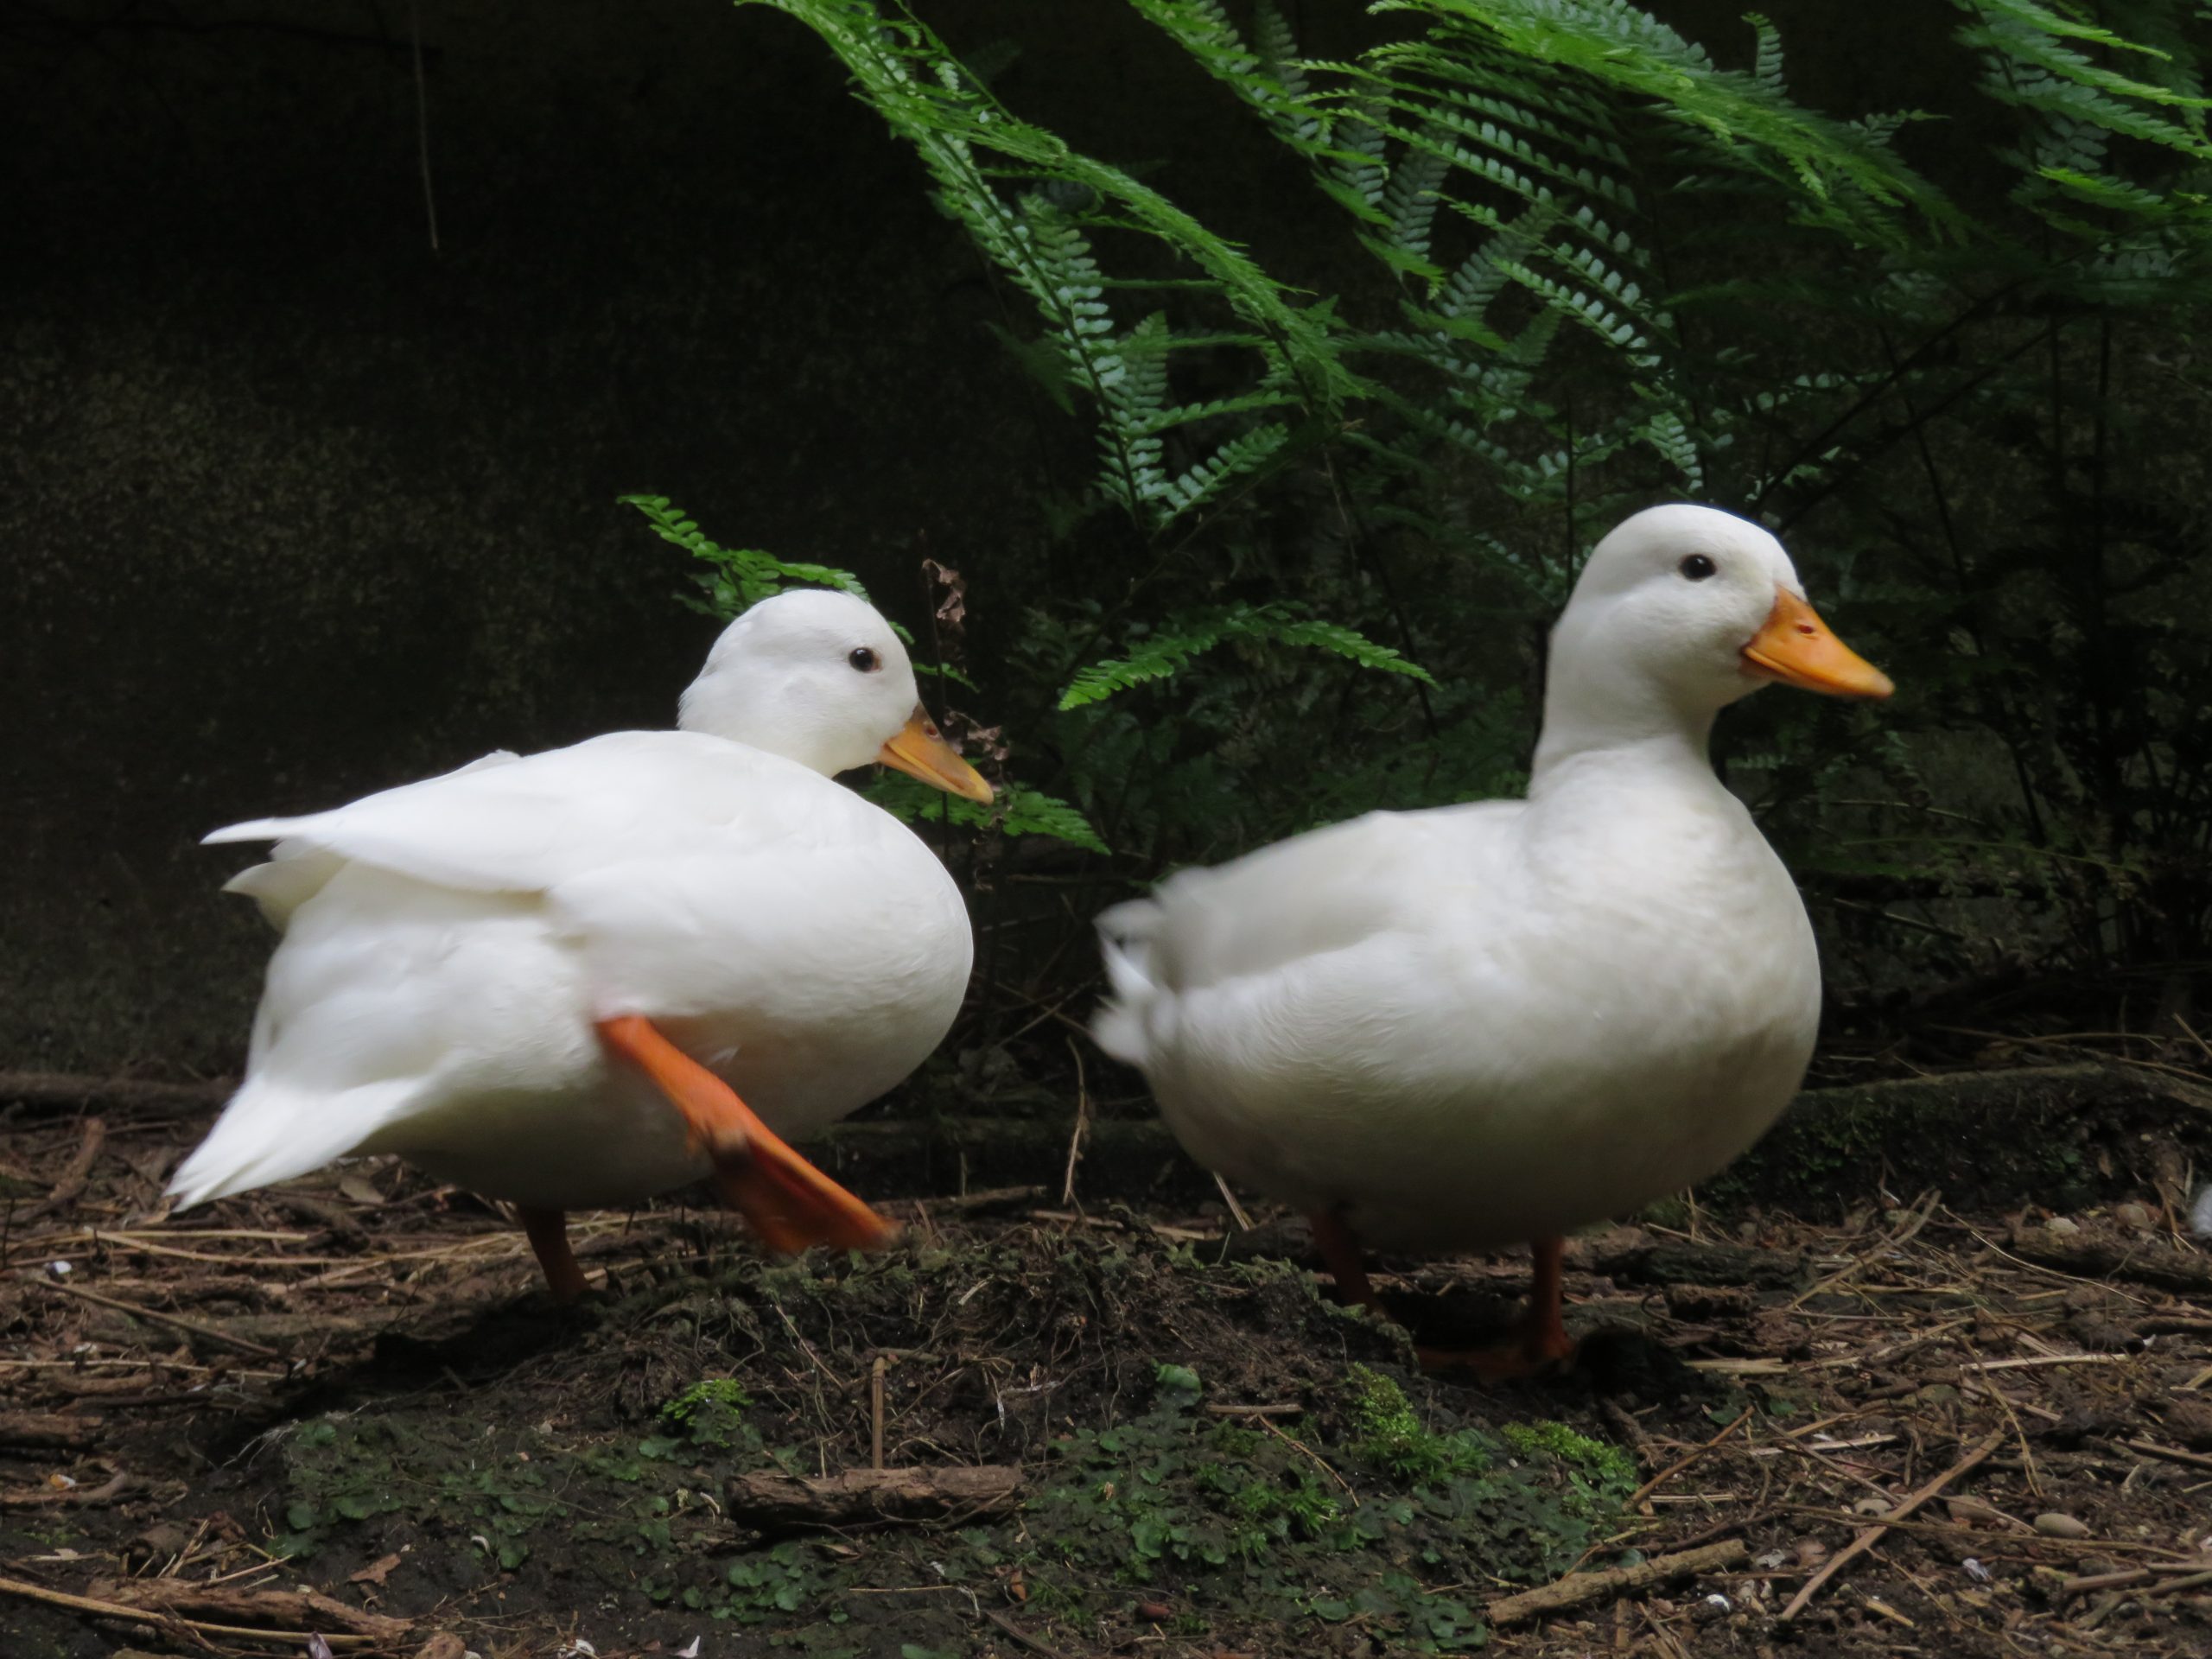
left=1522, top=1235, right=1573, bottom=1364
left=1312, top=1213, right=1572, bottom=1380
left=1308, top=1207, right=1382, bottom=1315
left=1421, top=1235, right=1578, bottom=1382
left=520, top=1205, right=589, bottom=1304
left=595, top=1014, right=897, bottom=1255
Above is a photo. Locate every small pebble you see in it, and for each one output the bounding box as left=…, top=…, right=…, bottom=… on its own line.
left=2035, top=1512, right=2091, bottom=1538
left=2044, top=1216, right=2081, bottom=1236
left=2113, top=1202, right=2152, bottom=1231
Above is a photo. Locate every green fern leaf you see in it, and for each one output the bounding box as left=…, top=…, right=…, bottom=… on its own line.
left=620, top=494, right=898, bottom=627
left=864, top=773, right=1109, bottom=854
left=1060, top=603, right=1435, bottom=710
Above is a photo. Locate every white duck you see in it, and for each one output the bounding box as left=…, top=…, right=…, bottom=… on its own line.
left=171, top=588, right=993, bottom=1300
left=1094, top=505, right=1892, bottom=1375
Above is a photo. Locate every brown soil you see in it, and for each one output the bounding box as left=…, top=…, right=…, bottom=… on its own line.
left=3, top=1085, right=2209, bottom=1658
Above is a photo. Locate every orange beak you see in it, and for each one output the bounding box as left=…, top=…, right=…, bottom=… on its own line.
left=877, top=708, right=995, bottom=804
left=1741, top=588, right=1894, bottom=700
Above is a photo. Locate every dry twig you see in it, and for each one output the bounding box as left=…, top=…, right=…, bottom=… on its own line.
left=0, top=1573, right=403, bottom=1647
left=1486, top=1540, right=1748, bottom=1626
left=1780, top=1433, right=2005, bottom=1621
left=1628, top=1408, right=1752, bottom=1511
left=40, top=1279, right=283, bottom=1359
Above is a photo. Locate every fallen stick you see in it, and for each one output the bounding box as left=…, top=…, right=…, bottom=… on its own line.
left=0, top=1409, right=105, bottom=1449
left=869, top=1356, right=887, bottom=1471
left=1780, top=1433, right=2004, bottom=1621
left=2146, top=1570, right=2212, bottom=1599
left=1582, top=1236, right=1808, bottom=1290
left=880, top=1185, right=1046, bottom=1218
left=0, top=1471, right=150, bottom=1509
left=2062, top=1568, right=2153, bottom=1599
left=727, top=1465, right=1022, bottom=1532
left=1627, top=1408, right=1751, bottom=1511
left=1485, top=1539, right=1747, bottom=1626
left=2058, top=1563, right=2212, bottom=1599
left=89, top=1577, right=413, bottom=1642
left=2120, top=1438, right=2212, bottom=1473
left=1961, top=1353, right=2132, bottom=1374
left=2003, top=1228, right=2212, bottom=1294
left=39, top=1280, right=284, bottom=1360
left=982, top=1605, right=1062, bottom=1656
left=0, top=1574, right=395, bottom=1647
left=1782, top=1503, right=2193, bottom=1554
left=14, top=1117, right=106, bottom=1224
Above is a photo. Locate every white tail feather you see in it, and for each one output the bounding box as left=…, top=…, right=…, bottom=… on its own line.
left=166, top=1077, right=416, bottom=1209
left=222, top=845, right=346, bottom=931
left=1090, top=931, right=1160, bottom=1068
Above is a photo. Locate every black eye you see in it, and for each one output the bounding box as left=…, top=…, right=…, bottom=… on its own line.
left=1679, top=554, right=1717, bottom=582
left=848, top=647, right=879, bottom=673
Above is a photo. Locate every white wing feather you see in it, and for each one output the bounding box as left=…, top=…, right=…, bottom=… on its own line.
left=204, top=733, right=855, bottom=896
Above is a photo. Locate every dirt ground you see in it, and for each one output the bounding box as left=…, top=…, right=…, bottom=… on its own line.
left=3, top=1076, right=2210, bottom=1659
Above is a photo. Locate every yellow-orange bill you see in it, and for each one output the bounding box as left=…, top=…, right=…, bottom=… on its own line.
left=1741, top=588, right=1895, bottom=700
left=878, top=707, right=995, bottom=804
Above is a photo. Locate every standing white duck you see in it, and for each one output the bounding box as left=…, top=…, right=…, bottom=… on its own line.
left=1094, top=505, right=1892, bottom=1375
left=170, top=588, right=993, bottom=1300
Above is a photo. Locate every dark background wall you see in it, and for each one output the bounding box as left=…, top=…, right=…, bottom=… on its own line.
left=1, top=0, right=1971, bottom=1077
left=4, top=0, right=1060, bottom=1074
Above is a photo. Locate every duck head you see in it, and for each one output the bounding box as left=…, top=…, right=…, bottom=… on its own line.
left=1537, top=505, right=1891, bottom=766
left=679, top=588, right=994, bottom=803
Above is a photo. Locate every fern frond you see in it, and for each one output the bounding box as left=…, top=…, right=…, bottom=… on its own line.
left=1959, top=0, right=2212, bottom=129
left=620, top=494, right=893, bottom=625
left=1129, top=0, right=1331, bottom=158
left=994, top=781, right=1113, bottom=854
left=1746, top=12, right=1786, bottom=96
left=1059, top=602, right=1435, bottom=710
left=741, top=0, right=1375, bottom=544
left=865, top=773, right=1109, bottom=854
left=1380, top=135, right=1453, bottom=270
left=1156, top=422, right=1299, bottom=518
left=1376, top=0, right=1954, bottom=244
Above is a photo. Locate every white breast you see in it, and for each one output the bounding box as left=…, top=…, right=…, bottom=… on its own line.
left=1096, top=760, right=1821, bottom=1250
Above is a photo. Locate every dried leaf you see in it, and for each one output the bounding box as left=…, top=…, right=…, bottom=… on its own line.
left=337, top=1173, right=385, bottom=1206
left=349, top=1552, right=404, bottom=1586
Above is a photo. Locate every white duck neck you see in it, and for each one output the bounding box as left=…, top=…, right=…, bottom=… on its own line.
left=1528, top=661, right=1720, bottom=797
left=677, top=677, right=851, bottom=778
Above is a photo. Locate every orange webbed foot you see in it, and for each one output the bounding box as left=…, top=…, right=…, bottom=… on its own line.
left=597, top=1014, right=898, bottom=1256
